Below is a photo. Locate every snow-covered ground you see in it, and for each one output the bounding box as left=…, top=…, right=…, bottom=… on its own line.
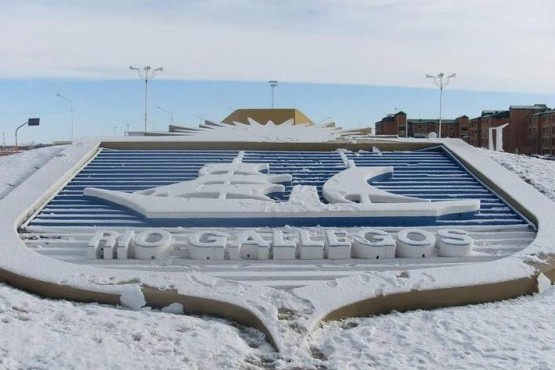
left=485, top=149, right=555, bottom=201
left=1, top=147, right=555, bottom=369
left=0, top=146, right=66, bottom=199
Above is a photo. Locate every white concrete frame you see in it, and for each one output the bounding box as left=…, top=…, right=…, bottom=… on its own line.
left=488, top=123, right=510, bottom=151
left=1, top=137, right=554, bottom=359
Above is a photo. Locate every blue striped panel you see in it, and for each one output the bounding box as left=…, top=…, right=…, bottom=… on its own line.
left=344, top=148, right=527, bottom=226
left=27, top=147, right=530, bottom=228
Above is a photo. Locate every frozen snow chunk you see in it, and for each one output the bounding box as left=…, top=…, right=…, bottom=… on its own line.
left=537, top=273, right=552, bottom=294
left=161, top=303, right=184, bottom=314
left=120, top=285, right=146, bottom=310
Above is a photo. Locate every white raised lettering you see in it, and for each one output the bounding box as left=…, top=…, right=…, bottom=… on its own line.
left=298, top=230, right=324, bottom=259
left=117, top=230, right=134, bottom=259
left=396, top=229, right=435, bottom=258
left=83, top=227, right=480, bottom=261
left=134, top=230, right=172, bottom=260
left=353, top=228, right=396, bottom=259
left=188, top=231, right=227, bottom=260
left=88, top=230, right=119, bottom=259
left=229, top=230, right=270, bottom=260
left=272, top=230, right=296, bottom=260
left=325, top=230, right=351, bottom=259
left=436, top=229, right=473, bottom=257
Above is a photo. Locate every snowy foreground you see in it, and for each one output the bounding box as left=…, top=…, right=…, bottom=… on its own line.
left=1, top=147, right=555, bottom=369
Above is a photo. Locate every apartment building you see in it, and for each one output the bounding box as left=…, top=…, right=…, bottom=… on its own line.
left=375, top=112, right=469, bottom=139
left=531, top=109, right=555, bottom=155
left=376, top=104, right=551, bottom=154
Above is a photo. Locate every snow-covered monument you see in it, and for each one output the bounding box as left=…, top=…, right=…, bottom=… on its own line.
left=1, top=109, right=554, bottom=358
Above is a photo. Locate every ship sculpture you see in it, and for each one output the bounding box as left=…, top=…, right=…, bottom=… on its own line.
left=84, top=155, right=480, bottom=222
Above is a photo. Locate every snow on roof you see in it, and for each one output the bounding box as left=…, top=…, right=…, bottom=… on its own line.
left=509, top=104, right=549, bottom=110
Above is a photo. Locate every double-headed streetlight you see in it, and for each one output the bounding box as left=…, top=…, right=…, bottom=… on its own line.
left=269, top=80, right=278, bottom=109
left=129, top=65, right=164, bottom=132
left=156, top=106, right=174, bottom=126
left=425, top=72, right=456, bottom=138
left=56, top=93, right=74, bottom=141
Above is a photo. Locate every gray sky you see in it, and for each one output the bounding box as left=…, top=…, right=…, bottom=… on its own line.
left=1, top=0, right=554, bottom=93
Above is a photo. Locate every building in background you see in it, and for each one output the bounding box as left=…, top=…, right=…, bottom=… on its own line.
left=376, top=104, right=552, bottom=155
left=473, top=111, right=510, bottom=149
left=530, top=108, right=555, bottom=155
left=375, top=112, right=468, bottom=139
left=506, top=104, right=549, bottom=154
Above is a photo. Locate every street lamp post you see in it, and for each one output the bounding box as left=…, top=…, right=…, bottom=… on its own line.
left=269, top=80, right=278, bottom=109
left=15, top=118, right=40, bottom=152
left=56, top=93, right=74, bottom=141
left=425, top=72, right=456, bottom=138
left=156, top=106, right=174, bottom=126
left=129, top=65, right=164, bottom=132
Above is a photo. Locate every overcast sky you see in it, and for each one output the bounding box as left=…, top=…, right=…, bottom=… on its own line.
left=2, top=0, right=555, bottom=93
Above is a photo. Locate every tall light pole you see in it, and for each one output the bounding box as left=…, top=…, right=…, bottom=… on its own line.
left=56, top=93, right=74, bottom=141
left=269, top=80, right=278, bottom=109
left=156, top=106, right=174, bottom=126
left=425, top=72, right=456, bottom=138
left=129, top=65, right=164, bottom=132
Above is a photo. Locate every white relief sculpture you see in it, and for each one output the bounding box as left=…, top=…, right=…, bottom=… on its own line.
left=322, top=166, right=427, bottom=204
left=136, top=162, right=291, bottom=202
left=84, top=154, right=480, bottom=220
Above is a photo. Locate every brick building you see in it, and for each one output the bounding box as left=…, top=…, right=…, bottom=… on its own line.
left=377, top=104, right=552, bottom=155
left=466, top=105, right=549, bottom=154
left=469, top=110, right=511, bottom=148
left=374, top=111, right=408, bottom=136
left=375, top=112, right=469, bottom=139
left=505, top=105, right=548, bottom=154
left=531, top=109, right=555, bottom=155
